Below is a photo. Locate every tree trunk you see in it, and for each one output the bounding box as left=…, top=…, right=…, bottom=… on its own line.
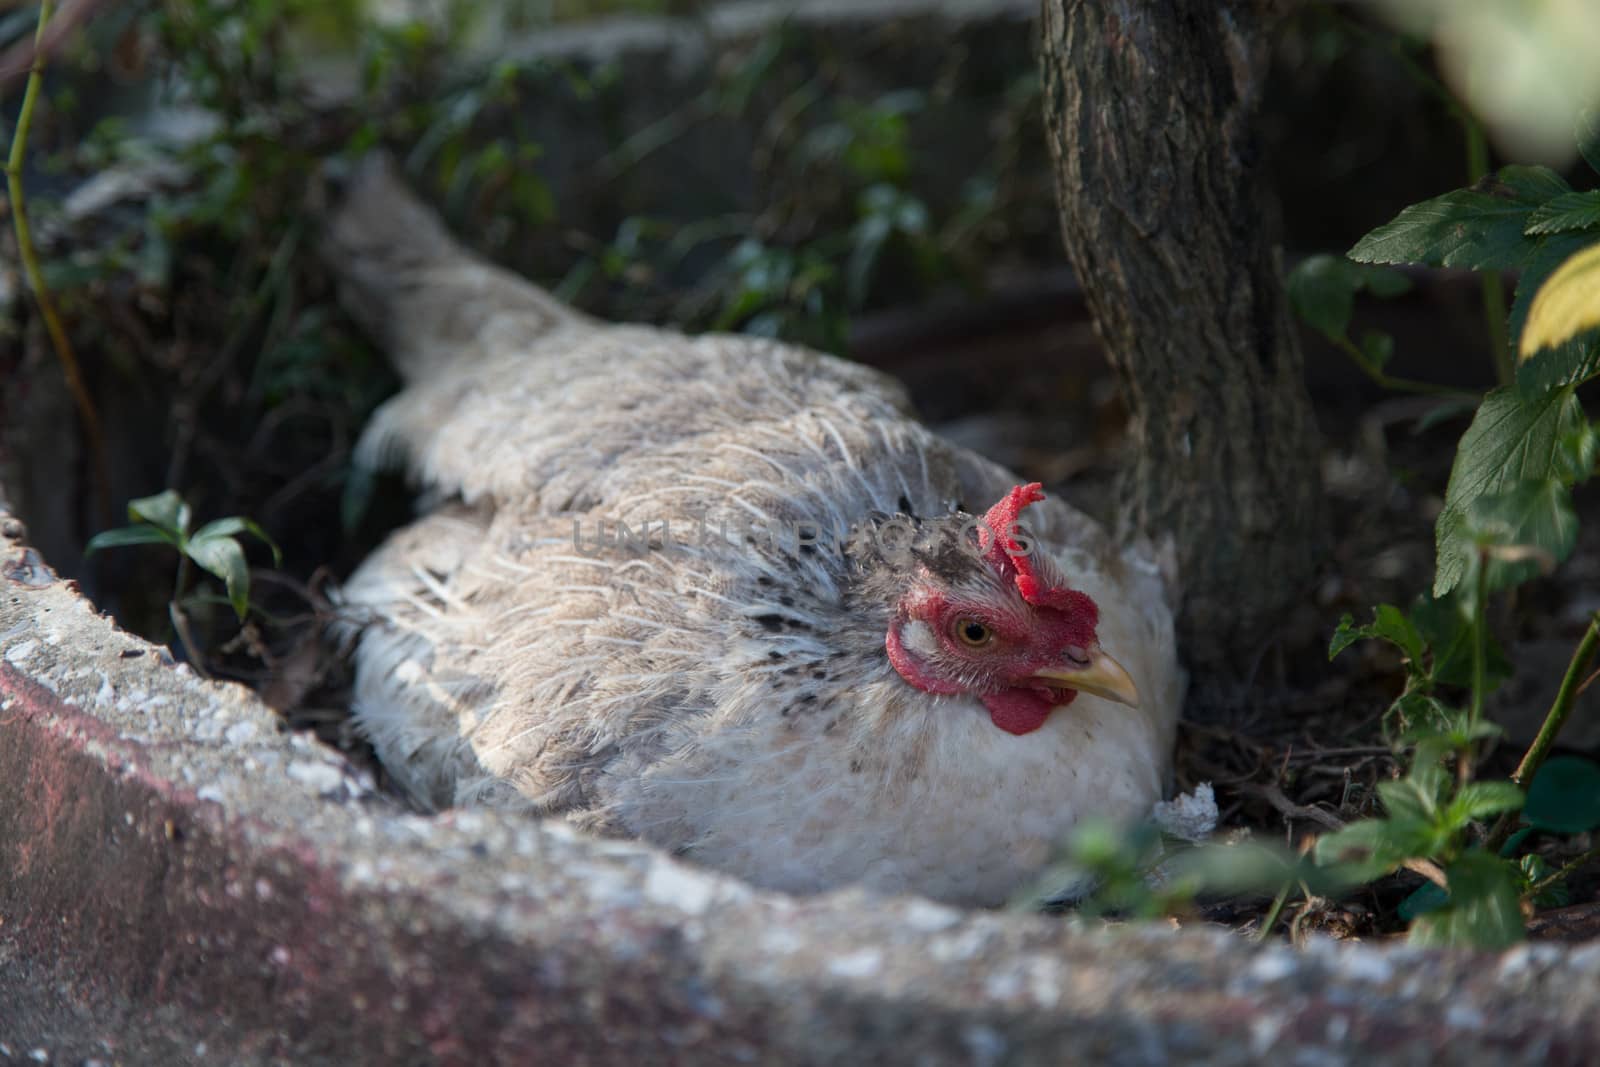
left=1039, top=0, right=1324, bottom=677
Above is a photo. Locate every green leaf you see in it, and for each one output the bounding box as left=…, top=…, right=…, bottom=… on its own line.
left=1524, top=191, right=1600, bottom=236
left=1557, top=423, right=1600, bottom=484
left=1465, top=478, right=1579, bottom=591
left=1165, top=839, right=1357, bottom=899
left=1287, top=255, right=1358, bottom=340
left=1411, top=591, right=1514, bottom=690
left=1434, top=386, right=1584, bottom=596
left=1390, top=692, right=1457, bottom=740
left=127, top=490, right=191, bottom=540
left=83, top=524, right=181, bottom=555
left=193, top=516, right=282, bottom=566
left=1406, top=710, right=1503, bottom=769
left=1398, top=880, right=1448, bottom=922
left=1501, top=826, right=1535, bottom=857
left=1401, top=709, right=1503, bottom=748
left=192, top=516, right=246, bottom=539
left=1287, top=256, right=1411, bottom=341
left=1520, top=853, right=1570, bottom=909
left=1376, top=764, right=1449, bottom=826
left=1412, top=397, right=1480, bottom=435
left=1407, top=851, right=1525, bottom=949
left=185, top=532, right=251, bottom=621
left=1524, top=756, right=1600, bottom=833
left=1362, top=266, right=1413, bottom=299
left=1349, top=166, right=1570, bottom=272
left=1315, top=803, right=1448, bottom=884
left=1313, top=819, right=1412, bottom=882
left=1450, top=781, right=1525, bottom=822
left=1329, top=604, right=1423, bottom=665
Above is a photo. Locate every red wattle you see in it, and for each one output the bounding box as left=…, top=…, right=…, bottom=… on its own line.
left=981, top=687, right=1071, bottom=736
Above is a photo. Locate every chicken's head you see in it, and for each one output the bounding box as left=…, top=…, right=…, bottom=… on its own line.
left=883, top=483, right=1138, bottom=736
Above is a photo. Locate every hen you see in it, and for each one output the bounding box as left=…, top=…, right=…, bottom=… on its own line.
left=325, top=159, right=1183, bottom=907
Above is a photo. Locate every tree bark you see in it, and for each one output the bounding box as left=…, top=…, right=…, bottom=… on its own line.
left=1039, top=0, right=1324, bottom=676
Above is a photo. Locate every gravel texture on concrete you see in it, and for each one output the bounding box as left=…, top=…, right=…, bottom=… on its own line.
left=8, top=513, right=1600, bottom=1065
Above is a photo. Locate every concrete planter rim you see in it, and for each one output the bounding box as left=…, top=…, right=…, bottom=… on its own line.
left=6, top=519, right=1600, bottom=1065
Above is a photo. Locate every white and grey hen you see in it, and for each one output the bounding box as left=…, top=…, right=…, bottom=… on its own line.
left=325, top=158, right=1183, bottom=907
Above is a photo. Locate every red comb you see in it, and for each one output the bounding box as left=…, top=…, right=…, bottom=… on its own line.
left=981, top=483, right=1095, bottom=618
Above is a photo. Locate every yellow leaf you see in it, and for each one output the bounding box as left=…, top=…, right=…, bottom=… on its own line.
left=1520, top=242, right=1600, bottom=360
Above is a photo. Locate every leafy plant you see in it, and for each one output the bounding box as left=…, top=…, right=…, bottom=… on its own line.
left=1019, top=818, right=1346, bottom=932
left=553, top=56, right=1029, bottom=348
left=1300, top=114, right=1600, bottom=946
left=86, top=490, right=280, bottom=669
left=1323, top=595, right=1600, bottom=946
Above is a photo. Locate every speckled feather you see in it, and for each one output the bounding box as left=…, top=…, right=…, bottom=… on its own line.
left=326, top=158, right=1183, bottom=907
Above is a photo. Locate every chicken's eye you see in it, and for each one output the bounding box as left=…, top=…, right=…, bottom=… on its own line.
left=954, top=617, right=994, bottom=648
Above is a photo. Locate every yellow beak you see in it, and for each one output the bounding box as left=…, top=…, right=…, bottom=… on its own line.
left=1031, top=648, right=1140, bottom=708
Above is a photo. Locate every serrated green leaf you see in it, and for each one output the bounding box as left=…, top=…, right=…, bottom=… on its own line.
left=185, top=532, right=251, bottom=621
left=1349, top=166, right=1570, bottom=271
left=1407, top=851, right=1525, bottom=949
left=1466, top=478, right=1578, bottom=591
left=1524, top=756, right=1600, bottom=833
left=1519, top=242, right=1600, bottom=362
left=1451, top=781, right=1525, bottom=822
left=1329, top=604, right=1423, bottom=665
left=83, top=524, right=181, bottom=555
left=1400, top=710, right=1503, bottom=748
left=1406, top=710, right=1503, bottom=770
left=1377, top=764, right=1449, bottom=826
left=1524, top=191, right=1600, bottom=236
left=1391, top=692, right=1456, bottom=739
left=1495, top=166, right=1575, bottom=204
left=1434, top=386, right=1584, bottom=596
left=127, top=490, right=191, bottom=540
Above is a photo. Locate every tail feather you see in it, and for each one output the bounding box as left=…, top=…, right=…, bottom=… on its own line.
left=318, top=153, right=586, bottom=383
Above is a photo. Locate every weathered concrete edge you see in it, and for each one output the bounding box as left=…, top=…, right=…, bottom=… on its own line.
left=4, top=524, right=1600, bottom=1065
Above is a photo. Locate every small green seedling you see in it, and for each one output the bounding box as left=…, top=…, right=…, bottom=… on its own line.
left=86, top=490, right=280, bottom=669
